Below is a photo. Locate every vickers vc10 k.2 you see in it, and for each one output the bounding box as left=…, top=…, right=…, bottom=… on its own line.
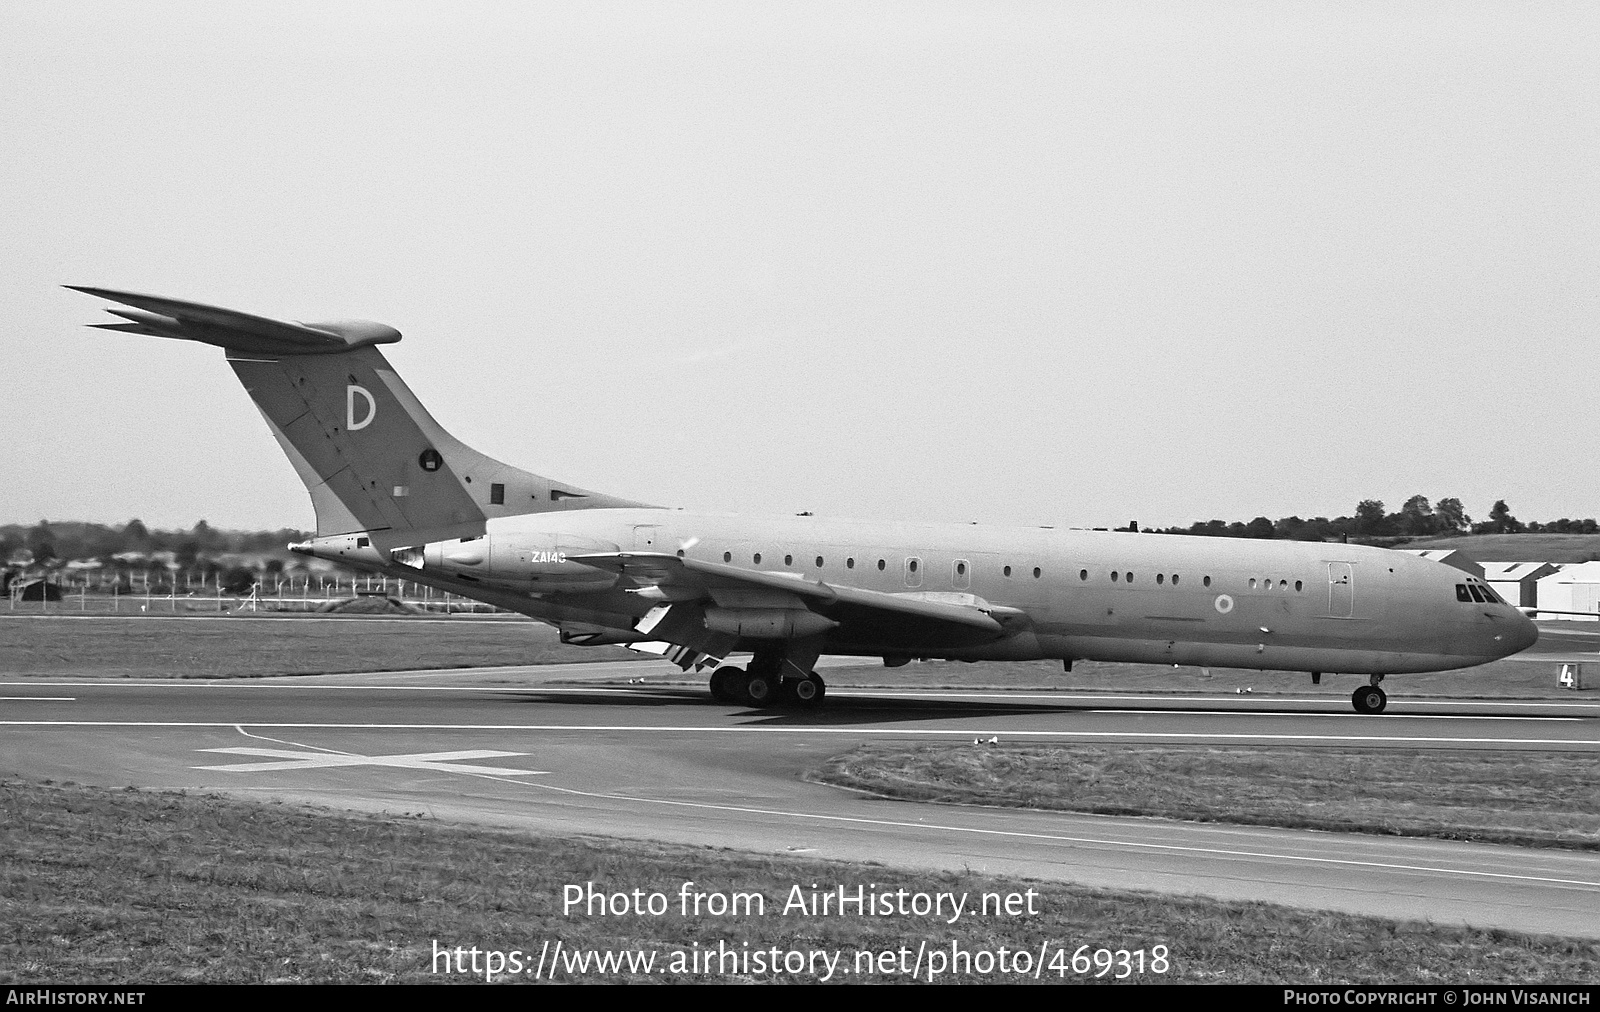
left=72, top=287, right=1537, bottom=712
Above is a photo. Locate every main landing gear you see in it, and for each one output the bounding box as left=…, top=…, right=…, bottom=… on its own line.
left=1351, top=675, right=1388, bottom=714
left=707, top=661, right=826, bottom=709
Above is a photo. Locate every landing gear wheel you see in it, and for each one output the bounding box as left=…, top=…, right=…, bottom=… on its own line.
left=1351, top=685, right=1387, bottom=714
left=743, top=670, right=779, bottom=707
left=781, top=672, right=827, bottom=708
left=709, top=666, right=744, bottom=704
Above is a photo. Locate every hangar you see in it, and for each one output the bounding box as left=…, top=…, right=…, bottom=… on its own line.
left=1481, top=562, right=1560, bottom=610
left=1535, top=561, right=1600, bottom=620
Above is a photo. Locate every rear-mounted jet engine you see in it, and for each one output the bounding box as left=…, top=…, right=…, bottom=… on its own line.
left=390, top=534, right=620, bottom=593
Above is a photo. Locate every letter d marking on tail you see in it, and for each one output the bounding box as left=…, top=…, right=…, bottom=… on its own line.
left=347, top=384, right=376, bottom=431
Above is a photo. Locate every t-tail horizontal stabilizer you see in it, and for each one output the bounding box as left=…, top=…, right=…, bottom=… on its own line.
left=66, top=286, right=402, bottom=357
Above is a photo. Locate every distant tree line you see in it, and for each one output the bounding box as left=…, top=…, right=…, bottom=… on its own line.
left=0, top=519, right=310, bottom=569
left=5, top=501, right=1598, bottom=568
left=1157, top=497, right=1599, bottom=542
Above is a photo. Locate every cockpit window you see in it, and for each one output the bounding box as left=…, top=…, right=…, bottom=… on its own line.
left=1466, top=584, right=1486, bottom=603
left=1456, top=584, right=1471, bottom=602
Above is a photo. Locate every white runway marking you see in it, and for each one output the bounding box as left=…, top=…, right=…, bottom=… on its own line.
left=7, top=680, right=1597, bottom=711
left=194, top=746, right=546, bottom=776
left=9, top=720, right=1598, bottom=747
left=0, top=696, right=74, bottom=701
left=0, top=614, right=536, bottom=626
left=832, top=691, right=1600, bottom=710
left=1089, top=709, right=1577, bottom=722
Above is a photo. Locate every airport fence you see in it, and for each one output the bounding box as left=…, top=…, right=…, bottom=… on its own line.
left=5, top=572, right=508, bottom=616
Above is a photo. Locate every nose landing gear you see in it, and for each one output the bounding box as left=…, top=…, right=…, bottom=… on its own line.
left=1351, top=675, right=1387, bottom=714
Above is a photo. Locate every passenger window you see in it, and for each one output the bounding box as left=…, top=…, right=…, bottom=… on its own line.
left=815, top=556, right=824, bottom=567
left=753, top=553, right=762, bottom=565
left=723, top=551, right=732, bottom=562
left=1172, top=574, right=1180, bottom=586
left=1004, top=565, right=1012, bottom=577
left=847, top=558, right=855, bottom=569
left=877, top=559, right=886, bottom=571
left=784, top=554, right=793, bottom=566
left=1033, top=567, right=1041, bottom=579
left=1157, top=574, right=1164, bottom=585
left=1079, top=569, right=1087, bottom=580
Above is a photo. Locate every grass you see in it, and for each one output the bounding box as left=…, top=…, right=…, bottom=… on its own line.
left=0, top=614, right=640, bottom=678
left=1402, top=533, right=1600, bottom=564
left=2, top=778, right=1596, bottom=984
left=809, top=744, right=1600, bottom=851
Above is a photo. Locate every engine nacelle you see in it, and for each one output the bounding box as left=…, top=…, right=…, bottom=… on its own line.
left=391, top=533, right=619, bottom=593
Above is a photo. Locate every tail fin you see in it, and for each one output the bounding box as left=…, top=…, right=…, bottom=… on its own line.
left=70, top=287, right=646, bottom=539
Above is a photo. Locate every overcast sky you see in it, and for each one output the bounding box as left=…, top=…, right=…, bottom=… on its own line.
left=4, top=2, right=1597, bottom=533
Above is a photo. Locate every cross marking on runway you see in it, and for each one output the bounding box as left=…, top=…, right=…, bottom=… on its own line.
left=193, top=747, right=546, bottom=776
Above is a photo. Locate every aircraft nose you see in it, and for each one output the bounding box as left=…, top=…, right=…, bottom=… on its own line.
left=1502, top=610, right=1539, bottom=656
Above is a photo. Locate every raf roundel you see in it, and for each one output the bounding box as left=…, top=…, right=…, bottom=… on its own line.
left=1214, top=594, right=1235, bottom=614
left=418, top=448, right=443, bottom=472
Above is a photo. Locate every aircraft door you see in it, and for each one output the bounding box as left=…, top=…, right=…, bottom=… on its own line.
left=1328, top=563, right=1354, bottom=618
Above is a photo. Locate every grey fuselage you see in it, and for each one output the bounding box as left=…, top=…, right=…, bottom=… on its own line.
left=308, top=508, right=1537, bottom=676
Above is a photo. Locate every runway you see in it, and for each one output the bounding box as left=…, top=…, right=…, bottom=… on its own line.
left=4, top=660, right=1599, bottom=940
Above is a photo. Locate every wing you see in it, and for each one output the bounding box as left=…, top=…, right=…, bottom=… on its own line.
left=570, top=552, right=1028, bottom=658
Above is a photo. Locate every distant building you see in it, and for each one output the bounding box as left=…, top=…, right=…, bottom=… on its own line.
left=1482, top=562, right=1561, bottom=609
left=17, top=579, right=62, bottom=602
left=1536, top=562, right=1600, bottom=621
left=1399, top=549, right=1485, bottom=580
